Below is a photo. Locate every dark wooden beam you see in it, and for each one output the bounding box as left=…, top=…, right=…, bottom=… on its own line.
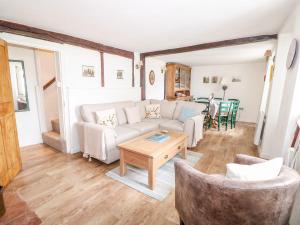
left=132, top=59, right=135, bottom=87
left=142, top=34, right=278, bottom=57
left=0, top=20, right=134, bottom=59
left=100, top=52, right=104, bottom=87
left=140, top=54, right=146, bottom=100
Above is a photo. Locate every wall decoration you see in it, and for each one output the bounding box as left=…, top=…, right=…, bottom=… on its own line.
left=203, top=76, right=209, bottom=83
left=286, top=39, right=298, bottom=69
left=211, top=76, right=218, bottom=83
left=9, top=60, right=30, bottom=112
left=117, top=70, right=124, bottom=79
left=232, top=76, right=241, bottom=82
left=149, top=70, right=155, bottom=85
left=82, top=65, right=95, bottom=77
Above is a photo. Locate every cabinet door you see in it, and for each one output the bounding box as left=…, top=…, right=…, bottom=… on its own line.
left=175, top=67, right=180, bottom=89
left=0, top=39, right=22, bottom=187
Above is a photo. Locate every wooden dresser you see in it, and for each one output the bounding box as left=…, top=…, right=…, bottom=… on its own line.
left=165, top=63, right=192, bottom=101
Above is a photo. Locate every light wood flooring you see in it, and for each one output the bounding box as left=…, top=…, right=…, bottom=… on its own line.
left=3, top=122, right=257, bottom=225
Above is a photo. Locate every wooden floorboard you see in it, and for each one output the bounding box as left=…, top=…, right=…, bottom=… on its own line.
left=3, top=122, right=257, bottom=225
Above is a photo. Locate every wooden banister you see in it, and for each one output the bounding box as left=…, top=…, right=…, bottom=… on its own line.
left=43, top=77, right=56, bottom=90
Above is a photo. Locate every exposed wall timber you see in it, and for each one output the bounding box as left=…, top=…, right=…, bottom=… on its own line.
left=0, top=20, right=134, bottom=59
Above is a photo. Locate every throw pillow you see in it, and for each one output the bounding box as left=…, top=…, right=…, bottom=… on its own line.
left=124, top=106, right=141, bottom=124
left=226, top=157, right=283, bottom=181
left=178, top=107, right=199, bottom=123
left=145, top=104, right=160, bottom=119
left=95, top=108, right=118, bottom=128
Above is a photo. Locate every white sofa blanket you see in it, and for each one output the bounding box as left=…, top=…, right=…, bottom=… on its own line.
left=84, top=123, right=117, bottom=160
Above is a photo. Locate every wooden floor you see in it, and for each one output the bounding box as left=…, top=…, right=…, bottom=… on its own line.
left=3, top=122, right=257, bottom=225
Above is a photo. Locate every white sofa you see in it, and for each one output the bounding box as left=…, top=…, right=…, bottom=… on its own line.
left=77, top=99, right=206, bottom=164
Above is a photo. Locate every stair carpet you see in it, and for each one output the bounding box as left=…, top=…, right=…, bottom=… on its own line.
left=42, top=119, right=65, bottom=151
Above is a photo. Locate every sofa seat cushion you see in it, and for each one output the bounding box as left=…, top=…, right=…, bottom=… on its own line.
left=126, top=122, right=159, bottom=134
left=142, top=118, right=170, bottom=125
left=115, top=126, right=140, bottom=144
left=159, top=120, right=184, bottom=132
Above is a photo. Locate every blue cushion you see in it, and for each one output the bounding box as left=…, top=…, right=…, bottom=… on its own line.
left=178, top=107, right=199, bottom=123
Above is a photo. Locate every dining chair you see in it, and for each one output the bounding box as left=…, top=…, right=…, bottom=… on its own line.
left=228, top=100, right=240, bottom=128
left=217, top=101, right=232, bottom=131
left=228, top=98, right=240, bottom=102
left=214, top=97, right=223, bottom=100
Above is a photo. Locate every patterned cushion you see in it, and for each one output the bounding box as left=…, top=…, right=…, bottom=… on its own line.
left=95, top=108, right=118, bottom=128
left=145, top=104, right=160, bottom=119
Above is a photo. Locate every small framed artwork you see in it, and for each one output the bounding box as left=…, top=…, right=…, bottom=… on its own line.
left=211, top=76, right=218, bottom=83
left=82, top=65, right=95, bottom=77
left=203, top=76, right=209, bottom=83
left=117, top=70, right=124, bottom=79
left=232, top=77, right=241, bottom=82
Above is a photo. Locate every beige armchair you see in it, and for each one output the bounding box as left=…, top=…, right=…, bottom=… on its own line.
left=175, top=154, right=300, bottom=225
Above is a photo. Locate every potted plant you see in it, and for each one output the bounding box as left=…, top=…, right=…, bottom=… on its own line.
left=0, top=186, right=5, bottom=216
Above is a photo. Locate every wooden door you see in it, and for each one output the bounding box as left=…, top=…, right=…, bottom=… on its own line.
left=0, top=39, right=22, bottom=187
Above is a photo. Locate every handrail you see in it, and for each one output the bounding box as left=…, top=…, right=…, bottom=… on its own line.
left=43, top=77, right=56, bottom=90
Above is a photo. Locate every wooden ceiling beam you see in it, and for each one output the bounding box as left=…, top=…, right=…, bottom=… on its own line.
left=0, top=20, right=134, bottom=59
left=142, top=34, right=278, bottom=57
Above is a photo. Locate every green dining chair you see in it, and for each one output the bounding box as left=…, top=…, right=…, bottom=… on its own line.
left=228, top=100, right=240, bottom=129
left=228, top=98, right=239, bottom=102
left=217, top=101, right=232, bottom=131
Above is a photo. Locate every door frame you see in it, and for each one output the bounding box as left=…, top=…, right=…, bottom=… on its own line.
left=0, top=33, right=70, bottom=152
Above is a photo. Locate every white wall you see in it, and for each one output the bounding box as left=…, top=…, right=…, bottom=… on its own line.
left=191, top=63, right=266, bottom=123
left=8, top=45, right=43, bottom=147
left=35, top=49, right=59, bottom=131
left=0, top=32, right=141, bottom=153
left=257, top=3, right=300, bottom=224
left=145, top=58, right=166, bottom=100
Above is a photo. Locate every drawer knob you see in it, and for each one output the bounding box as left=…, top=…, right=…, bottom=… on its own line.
left=164, top=155, right=168, bottom=159
left=177, top=145, right=181, bottom=150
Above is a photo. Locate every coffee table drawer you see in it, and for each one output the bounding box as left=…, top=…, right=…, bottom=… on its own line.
left=156, top=141, right=185, bottom=167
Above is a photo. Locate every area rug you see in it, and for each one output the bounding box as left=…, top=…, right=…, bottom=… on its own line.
left=106, top=151, right=202, bottom=201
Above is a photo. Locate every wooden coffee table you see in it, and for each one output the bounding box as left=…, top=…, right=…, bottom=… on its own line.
left=118, top=130, right=187, bottom=190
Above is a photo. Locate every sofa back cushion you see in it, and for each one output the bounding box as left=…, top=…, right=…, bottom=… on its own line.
left=80, top=101, right=134, bottom=124
left=150, top=99, right=177, bottom=119
left=135, top=99, right=151, bottom=119
left=95, top=108, right=118, bottom=128
left=145, top=104, right=161, bottom=119
left=178, top=107, right=199, bottom=123
left=124, top=106, right=141, bottom=124
left=173, top=101, right=206, bottom=120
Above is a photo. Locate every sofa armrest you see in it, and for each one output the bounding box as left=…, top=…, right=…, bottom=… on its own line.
left=184, top=114, right=205, bottom=147
left=76, top=122, right=117, bottom=160
left=234, top=154, right=266, bottom=165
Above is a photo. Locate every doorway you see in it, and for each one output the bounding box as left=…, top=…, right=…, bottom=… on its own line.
left=7, top=44, right=65, bottom=151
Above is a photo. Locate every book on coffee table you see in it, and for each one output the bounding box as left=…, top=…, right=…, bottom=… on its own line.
left=146, top=133, right=170, bottom=143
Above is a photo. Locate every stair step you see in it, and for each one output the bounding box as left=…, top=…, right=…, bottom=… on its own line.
left=51, top=119, right=60, bottom=134
left=42, top=131, right=65, bottom=151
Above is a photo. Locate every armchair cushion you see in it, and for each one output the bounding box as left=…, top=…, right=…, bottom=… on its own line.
left=226, top=157, right=283, bottom=181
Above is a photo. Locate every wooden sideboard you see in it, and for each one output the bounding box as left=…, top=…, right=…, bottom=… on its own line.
left=165, top=63, right=192, bottom=101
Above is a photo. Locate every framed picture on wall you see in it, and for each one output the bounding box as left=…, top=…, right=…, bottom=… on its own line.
left=203, top=76, right=209, bottom=83
left=211, top=76, right=218, bottom=83
left=82, top=65, right=95, bottom=77
left=117, top=70, right=124, bottom=79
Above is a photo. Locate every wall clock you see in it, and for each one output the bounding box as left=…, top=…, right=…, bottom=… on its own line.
left=286, top=39, right=298, bottom=69
left=149, top=70, right=155, bottom=85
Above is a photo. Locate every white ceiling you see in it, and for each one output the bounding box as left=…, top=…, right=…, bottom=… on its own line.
left=153, top=40, right=276, bottom=66
left=0, top=0, right=297, bottom=52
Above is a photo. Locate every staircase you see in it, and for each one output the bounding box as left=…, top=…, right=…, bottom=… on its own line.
left=42, top=119, right=65, bottom=151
